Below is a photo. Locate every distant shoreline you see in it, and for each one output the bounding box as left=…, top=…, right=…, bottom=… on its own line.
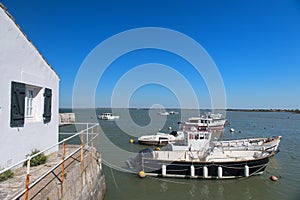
left=227, top=109, right=300, bottom=114
left=59, top=107, right=300, bottom=114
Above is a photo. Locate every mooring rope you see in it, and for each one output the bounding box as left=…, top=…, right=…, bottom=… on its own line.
left=110, top=166, right=120, bottom=191
left=102, top=159, right=189, bottom=185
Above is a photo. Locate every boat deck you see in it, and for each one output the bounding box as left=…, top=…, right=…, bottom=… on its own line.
left=151, top=149, right=266, bottom=163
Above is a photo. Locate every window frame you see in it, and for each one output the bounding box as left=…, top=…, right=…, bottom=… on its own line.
left=25, top=89, right=34, bottom=118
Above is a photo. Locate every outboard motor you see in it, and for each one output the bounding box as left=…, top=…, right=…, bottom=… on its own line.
left=170, top=130, right=178, bottom=137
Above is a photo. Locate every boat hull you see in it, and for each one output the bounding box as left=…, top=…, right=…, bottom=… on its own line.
left=138, top=140, right=169, bottom=146
left=214, top=136, right=281, bottom=155
left=141, top=156, right=270, bottom=179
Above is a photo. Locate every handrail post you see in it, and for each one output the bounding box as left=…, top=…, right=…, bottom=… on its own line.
left=91, top=126, right=94, bottom=148
left=97, top=124, right=100, bottom=146
left=86, top=123, right=89, bottom=147
left=61, top=140, right=66, bottom=197
left=81, top=131, right=84, bottom=163
left=25, top=157, right=31, bottom=200
left=62, top=140, right=66, bottom=183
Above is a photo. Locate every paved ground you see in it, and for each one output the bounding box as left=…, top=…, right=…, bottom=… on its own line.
left=0, top=145, right=81, bottom=200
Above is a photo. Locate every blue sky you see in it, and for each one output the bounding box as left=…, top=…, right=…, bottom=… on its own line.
left=3, top=0, right=300, bottom=109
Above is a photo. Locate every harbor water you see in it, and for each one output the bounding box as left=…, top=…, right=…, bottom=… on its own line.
left=60, top=109, right=300, bottom=200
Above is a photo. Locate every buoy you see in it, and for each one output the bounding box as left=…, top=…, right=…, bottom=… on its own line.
left=138, top=171, right=146, bottom=178
left=168, top=126, right=172, bottom=130
left=155, top=147, right=160, bottom=151
left=129, top=139, right=134, bottom=143
left=270, top=175, right=278, bottom=181
left=230, top=128, right=235, bottom=133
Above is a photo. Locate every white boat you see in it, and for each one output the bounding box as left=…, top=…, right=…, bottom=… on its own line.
left=158, top=111, right=170, bottom=116
left=137, top=112, right=224, bottom=147
left=213, top=136, right=282, bottom=154
left=179, top=122, right=281, bottom=154
left=186, top=112, right=226, bottom=131
left=128, top=129, right=272, bottom=179
left=139, top=113, right=281, bottom=154
left=158, top=111, right=179, bottom=116
left=138, top=131, right=184, bottom=146
left=98, top=113, right=119, bottom=120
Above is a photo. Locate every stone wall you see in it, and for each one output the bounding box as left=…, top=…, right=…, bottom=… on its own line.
left=46, top=147, right=106, bottom=200
left=59, top=113, right=76, bottom=125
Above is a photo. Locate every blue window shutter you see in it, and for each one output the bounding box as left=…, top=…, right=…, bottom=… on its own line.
left=10, top=81, right=25, bottom=127
left=43, top=88, right=52, bottom=124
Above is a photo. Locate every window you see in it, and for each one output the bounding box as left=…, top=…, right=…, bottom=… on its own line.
left=10, top=81, right=49, bottom=126
left=26, top=89, right=34, bottom=117
left=205, top=133, right=209, bottom=140
left=24, top=86, right=42, bottom=120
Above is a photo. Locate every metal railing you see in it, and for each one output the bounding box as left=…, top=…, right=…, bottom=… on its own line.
left=0, top=122, right=100, bottom=200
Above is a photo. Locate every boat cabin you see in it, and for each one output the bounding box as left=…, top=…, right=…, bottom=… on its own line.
left=187, top=113, right=226, bottom=130
left=171, top=126, right=212, bottom=151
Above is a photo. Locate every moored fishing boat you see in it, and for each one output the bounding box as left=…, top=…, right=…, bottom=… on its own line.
left=98, top=112, right=120, bottom=120
left=127, top=129, right=273, bottom=179
left=138, top=131, right=184, bottom=146
left=137, top=112, right=225, bottom=147
left=137, top=148, right=270, bottom=179
left=158, top=110, right=179, bottom=116
left=186, top=112, right=226, bottom=131
left=137, top=114, right=281, bottom=154
left=213, top=136, right=282, bottom=154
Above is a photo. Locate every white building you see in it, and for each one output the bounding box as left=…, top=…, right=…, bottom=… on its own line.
left=0, top=4, right=59, bottom=168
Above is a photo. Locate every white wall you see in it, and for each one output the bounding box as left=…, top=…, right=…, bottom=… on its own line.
left=0, top=6, right=59, bottom=168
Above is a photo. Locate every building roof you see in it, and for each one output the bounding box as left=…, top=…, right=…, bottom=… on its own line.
left=0, top=3, right=60, bottom=79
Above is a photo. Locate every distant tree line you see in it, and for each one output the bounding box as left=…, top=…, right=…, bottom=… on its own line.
left=227, top=109, right=300, bottom=113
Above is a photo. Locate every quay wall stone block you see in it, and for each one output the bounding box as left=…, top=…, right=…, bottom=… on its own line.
left=44, top=147, right=105, bottom=200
